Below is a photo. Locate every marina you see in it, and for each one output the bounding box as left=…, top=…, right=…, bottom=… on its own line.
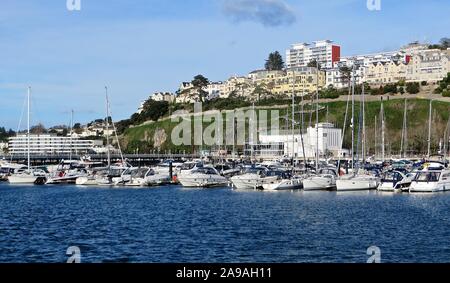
left=1, top=0, right=450, bottom=269
left=2, top=183, right=450, bottom=263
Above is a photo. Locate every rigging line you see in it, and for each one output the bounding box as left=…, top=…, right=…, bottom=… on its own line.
left=337, top=89, right=352, bottom=173
left=107, top=100, right=125, bottom=164
left=11, top=92, right=28, bottom=163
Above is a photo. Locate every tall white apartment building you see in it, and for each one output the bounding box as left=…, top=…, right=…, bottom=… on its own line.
left=286, top=40, right=341, bottom=70
left=8, top=134, right=96, bottom=155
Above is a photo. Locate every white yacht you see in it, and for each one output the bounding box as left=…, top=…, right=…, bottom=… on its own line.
left=8, top=87, right=45, bottom=185
left=377, top=171, right=412, bottom=192
left=230, top=167, right=279, bottom=190
left=124, top=167, right=151, bottom=187
left=112, top=167, right=139, bottom=185
left=46, top=160, right=87, bottom=185
left=336, top=171, right=379, bottom=191
left=76, top=166, right=129, bottom=186
left=8, top=170, right=45, bottom=185
left=143, top=168, right=172, bottom=186
left=262, top=171, right=302, bottom=191
left=303, top=168, right=337, bottom=191
left=178, top=167, right=228, bottom=188
left=409, top=170, right=450, bottom=193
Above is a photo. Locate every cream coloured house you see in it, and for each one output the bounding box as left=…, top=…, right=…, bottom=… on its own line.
left=365, top=61, right=408, bottom=85
left=406, top=49, right=450, bottom=83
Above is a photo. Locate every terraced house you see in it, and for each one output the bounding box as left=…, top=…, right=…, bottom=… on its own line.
left=406, top=48, right=450, bottom=83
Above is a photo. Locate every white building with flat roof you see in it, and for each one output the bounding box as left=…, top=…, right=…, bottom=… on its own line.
left=8, top=134, right=96, bottom=155
left=257, top=123, right=343, bottom=159
left=286, top=40, right=341, bottom=70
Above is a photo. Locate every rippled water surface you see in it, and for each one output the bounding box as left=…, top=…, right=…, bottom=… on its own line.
left=1, top=183, right=450, bottom=263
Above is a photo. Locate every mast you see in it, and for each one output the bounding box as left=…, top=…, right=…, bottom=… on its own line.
left=444, top=116, right=450, bottom=161
left=232, top=111, right=236, bottom=159
left=250, top=102, right=256, bottom=163
left=27, top=87, right=31, bottom=170
left=362, top=83, right=366, bottom=164
left=315, top=61, right=319, bottom=172
left=105, top=86, right=111, bottom=169
left=299, top=89, right=307, bottom=170
left=291, top=70, right=295, bottom=168
left=374, top=115, right=377, bottom=159
left=69, top=109, right=74, bottom=160
left=351, top=66, right=355, bottom=171
left=400, top=99, right=408, bottom=158
left=427, top=100, right=432, bottom=158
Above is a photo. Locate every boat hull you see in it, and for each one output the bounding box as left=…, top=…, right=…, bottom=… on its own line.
left=262, top=179, right=302, bottom=191
left=8, top=175, right=39, bottom=184
left=230, top=175, right=278, bottom=190
left=409, top=181, right=450, bottom=193
left=336, top=177, right=379, bottom=191
left=303, top=177, right=336, bottom=191
left=178, top=175, right=228, bottom=188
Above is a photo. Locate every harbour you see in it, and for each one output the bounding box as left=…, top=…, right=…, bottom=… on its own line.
left=2, top=183, right=450, bottom=263
left=1, top=0, right=450, bottom=269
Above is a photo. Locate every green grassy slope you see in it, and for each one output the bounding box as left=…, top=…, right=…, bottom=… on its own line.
left=121, top=98, right=450, bottom=156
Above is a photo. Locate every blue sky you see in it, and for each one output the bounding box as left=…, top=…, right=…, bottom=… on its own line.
left=0, top=0, right=449, bottom=129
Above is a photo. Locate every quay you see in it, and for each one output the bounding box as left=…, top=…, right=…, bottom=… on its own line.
left=0, top=153, right=202, bottom=166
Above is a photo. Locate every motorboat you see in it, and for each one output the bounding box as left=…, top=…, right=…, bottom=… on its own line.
left=336, top=170, right=379, bottom=191
left=124, top=167, right=151, bottom=187
left=409, top=170, right=450, bottom=193
left=214, top=163, right=241, bottom=178
left=112, top=167, right=139, bottom=185
left=230, top=166, right=279, bottom=190
left=178, top=166, right=228, bottom=188
left=76, top=166, right=129, bottom=186
left=377, top=170, right=412, bottom=192
left=303, top=168, right=338, bottom=191
left=262, top=171, right=302, bottom=191
left=142, top=168, right=172, bottom=186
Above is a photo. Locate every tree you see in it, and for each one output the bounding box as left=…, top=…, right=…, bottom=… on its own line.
left=252, top=83, right=272, bottom=101
left=339, top=66, right=352, bottom=86
left=307, top=59, right=321, bottom=69
left=265, top=51, right=284, bottom=71
left=406, top=82, right=420, bottom=94
left=440, top=37, right=450, bottom=49
left=30, top=123, right=47, bottom=135
left=191, top=74, right=210, bottom=102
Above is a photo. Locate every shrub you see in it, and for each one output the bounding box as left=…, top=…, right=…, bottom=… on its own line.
left=406, top=82, right=420, bottom=94
left=370, top=88, right=382, bottom=95
left=443, top=90, right=450, bottom=97
left=421, top=81, right=428, bottom=86
left=399, top=87, right=405, bottom=94
left=383, top=84, right=398, bottom=94
left=319, top=87, right=341, bottom=99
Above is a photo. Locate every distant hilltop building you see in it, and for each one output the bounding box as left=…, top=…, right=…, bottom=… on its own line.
left=286, top=40, right=341, bottom=69
left=406, top=48, right=450, bottom=83
left=137, top=92, right=176, bottom=113
left=137, top=39, right=450, bottom=106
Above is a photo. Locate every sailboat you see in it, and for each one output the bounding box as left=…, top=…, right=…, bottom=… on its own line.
left=336, top=72, right=379, bottom=191
left=75, top=87, right=130, bottom=186
left=8, top=87, right=45, bottom=185
left=260, top=68, right=304, bottom=191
